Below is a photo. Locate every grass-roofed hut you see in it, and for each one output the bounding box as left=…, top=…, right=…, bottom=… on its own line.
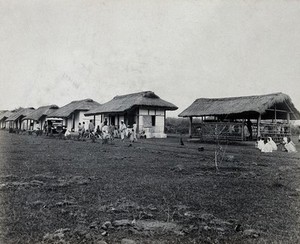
left=22, top=105, right=59, bottom=130
left=0, top=110, right=12, bottom=129
left=6, top=108, right=35, bottom=130
left=179, top=93, right=300, bottom=142
left=85, top=91, right=178, bottom=138
left=47, top=99, right=100, bottom=132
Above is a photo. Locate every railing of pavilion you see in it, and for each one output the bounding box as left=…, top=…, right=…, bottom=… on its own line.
left=191, top=121, right=291, bottom=142
left=259, top=122, right=291, bottom=142
left=191, top=122, right=244, bottom=141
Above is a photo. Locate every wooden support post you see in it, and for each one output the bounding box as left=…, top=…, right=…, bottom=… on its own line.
left=287, top=112, right=291, bottom=135
left=72, top=113, right=76, bottom=130
left=93, top=115, right=96, bottom=125
left=163, top=110, right=166, bottom=134
left=137, top=109, right=140, bottom=133
left=242, top=119, right=245, bottom=141
left=189, top=116, right=193, bottom=138
left=274, top=104, right=277, bottom=123
left=257, top=113, right=261, bottom=138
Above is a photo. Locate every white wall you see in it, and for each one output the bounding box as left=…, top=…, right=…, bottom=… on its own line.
left=71, top=111, right=102, bottom=132
left=75, top=108, right=167, bottom=138
left=138, top=108, right=166, bottom=138
left=5, top=121, right=10, bottom=128
left=21, top=120, right=38, bottom=130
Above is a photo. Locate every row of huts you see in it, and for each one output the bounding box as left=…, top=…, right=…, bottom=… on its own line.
left=1, top=91, right=299, bottom=140
left=0, top=91, right=178, bottom=138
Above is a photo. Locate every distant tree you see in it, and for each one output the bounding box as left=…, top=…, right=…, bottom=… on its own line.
left=291, top=124, right=300, bottom=135
left=165, top=117, right=189, bottom=134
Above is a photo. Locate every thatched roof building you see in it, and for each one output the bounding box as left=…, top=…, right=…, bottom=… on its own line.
left=46, top=99, right=100, bottom=132
left=23, top=105, right=59, bottom=121
left=85, top=91, right=177, bottom=116
left=0, top=110, right=13, bottom=121
left=179, top=93, right=300, bottom=141
left=5, top=108, right=35, bottom=129
left=179, top=92, right=300, bottom=120
left=0, top=110, right=7, bottom=115
left=48, top=99, right=100, bottom=118
left=85, top=91, right=177, bottom=139
left=6, top=108, right=35, bottom=122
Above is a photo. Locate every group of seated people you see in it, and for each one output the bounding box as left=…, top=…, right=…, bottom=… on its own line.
left=256, top=136, right=297, bottom=153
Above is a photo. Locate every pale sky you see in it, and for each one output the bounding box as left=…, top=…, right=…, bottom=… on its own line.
left=0, top=0, right=299, bottom=117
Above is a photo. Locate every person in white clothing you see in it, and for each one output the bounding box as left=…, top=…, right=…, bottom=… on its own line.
left=261, top=138, right=273, bottom=153
left=256, top=136, right=264, bottom=150
left=284, top=137, right=297, bottom=153
left=101, top=121, right=110, bottom=144
left=119, top=120, right=127, bottom=142
left=267, top=137, right=277, bottom=151
left=132, top=121, right=137, bottom=142
left=243, top=123, right=250, bottom=140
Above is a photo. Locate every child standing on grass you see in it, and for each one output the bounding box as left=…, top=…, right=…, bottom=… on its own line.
left=82, top=122, right=86, bottom=137
left=88, top=120, right=95, bottom=133
left=101, top=121, right=110, bottom=144
left=113, top=125, right=119, bottom=138
left=133, top=121, right=137, bottom=141
left=119, top=120, right=127, bottom=142
left=129, top=128, right=134, bottom=143
left=78, top=123, right=82, bottom=134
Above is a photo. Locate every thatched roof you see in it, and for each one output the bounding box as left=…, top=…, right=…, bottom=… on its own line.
left=0, top=110, right=13, bottom=121
left=85, top=91, right=178, bottom=116
left=6, top=108, right=35, bottom=121
left=48, top=99, right=100, bottom=118
left=23, top=105, right=59, bottom=121
left=179, top=92, right=300, bottom=120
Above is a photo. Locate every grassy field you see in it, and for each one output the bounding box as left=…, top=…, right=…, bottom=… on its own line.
left=0, top=131, right=300, bottom=244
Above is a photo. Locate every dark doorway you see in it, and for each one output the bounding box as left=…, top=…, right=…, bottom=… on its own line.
left=110, top=116, right=115, bottom=125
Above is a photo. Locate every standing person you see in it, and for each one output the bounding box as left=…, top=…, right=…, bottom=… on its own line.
left=101, top=121, right=110, bottom=144
left=43, top=122, right=47, bottom=135
left=48, top=121, right=53, bottom=136
left=129, top=129, right=134, bottom=143
left=82, top=122, right=86, bottom=137
left=77, top=122, right=83, bottom=140
left=95, top=125, right=101, bottom=138
left=133, top=121, right=137, bottom=141
left=101, top=118, right=108, bottom=129
left=247, top=119, right=253, bottom=140
left=243, top=122, right=250, bottom=140
left=119, top=120, right=127, bottom=142
left=113, top=125, right=119, bottom=138
left=78, top=123, right=82, bottom=133
left=89, top=120, right=95, bottom=133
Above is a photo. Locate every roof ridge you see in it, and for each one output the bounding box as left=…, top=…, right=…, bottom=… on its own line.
left=70, top=98, right=94, bottom=103
left=114, top=91, right=154, bottom=99
left=195, top=92, right=285, bottom=101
